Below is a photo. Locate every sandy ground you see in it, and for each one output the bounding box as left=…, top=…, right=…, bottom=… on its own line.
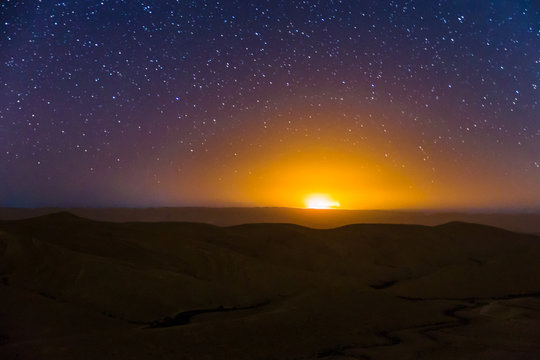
left=1, top=212, right=539, bottom=359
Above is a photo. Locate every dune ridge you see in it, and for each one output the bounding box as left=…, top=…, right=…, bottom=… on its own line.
left=1, top=207, right=540, bottom=235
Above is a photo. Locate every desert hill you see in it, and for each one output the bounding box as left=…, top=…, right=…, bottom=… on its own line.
left=1, top=213, right=539, bottom=359
left=1, top=207, right=540, bottom=235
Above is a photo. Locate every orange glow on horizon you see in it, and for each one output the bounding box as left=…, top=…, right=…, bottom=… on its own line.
left=305, top=194, right=341, bottom=209
left=233, top=143, right=428, bottom=210
left=152, top=125, right=536, bottom=210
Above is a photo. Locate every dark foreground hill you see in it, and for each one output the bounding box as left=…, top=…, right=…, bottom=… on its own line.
left=1, top=213, right=539, bottom=359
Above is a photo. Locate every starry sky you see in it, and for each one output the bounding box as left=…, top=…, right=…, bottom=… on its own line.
left=1, top=0, right=539, bottom=210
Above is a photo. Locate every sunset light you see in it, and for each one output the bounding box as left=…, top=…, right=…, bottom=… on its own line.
left=305, top=194, right=341, bottom=209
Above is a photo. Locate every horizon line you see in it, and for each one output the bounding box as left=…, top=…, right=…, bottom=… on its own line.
left=2, top=205, right=540, bottom=214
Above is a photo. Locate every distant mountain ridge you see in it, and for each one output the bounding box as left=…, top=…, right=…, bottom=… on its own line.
left=1, top=207, right=540, bottom=235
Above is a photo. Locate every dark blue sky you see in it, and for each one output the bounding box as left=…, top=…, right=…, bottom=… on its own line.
left=1, top=1, right=539, bottom=209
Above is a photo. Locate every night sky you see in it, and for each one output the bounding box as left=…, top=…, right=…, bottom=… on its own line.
left=1, top=1, right=539, bottom=209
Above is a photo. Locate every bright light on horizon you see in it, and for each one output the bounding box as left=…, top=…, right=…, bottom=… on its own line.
left=305, top=194, right=341, bottom=209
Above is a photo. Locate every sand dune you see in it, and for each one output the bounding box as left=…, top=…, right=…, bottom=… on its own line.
left=1, top=212, right=539, bottom=359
